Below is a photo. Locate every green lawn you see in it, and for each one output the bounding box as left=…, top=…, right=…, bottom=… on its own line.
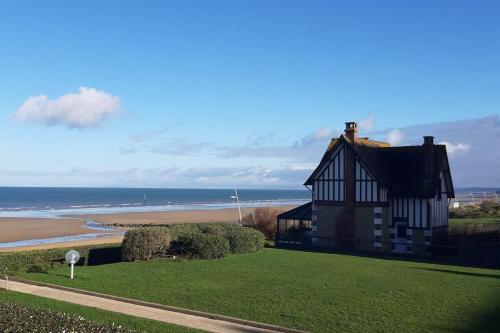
left=0, top=290, right=200, bottom=333
left=450, top=217, right=500, bottom=225
left=15, top=248, right=500, bottom=333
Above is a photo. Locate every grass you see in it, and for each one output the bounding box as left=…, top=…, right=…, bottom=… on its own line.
left=0, top=290, right=200, bottom=333
left=450, top=217, right=500, bottom=225
left=15, top=248, right=500, bottom=333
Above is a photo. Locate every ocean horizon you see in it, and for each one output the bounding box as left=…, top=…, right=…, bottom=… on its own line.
left=0, top=187, right=310, bottom=218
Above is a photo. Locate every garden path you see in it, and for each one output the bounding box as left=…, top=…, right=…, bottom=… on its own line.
left=0, top=279, right=300, bottom=333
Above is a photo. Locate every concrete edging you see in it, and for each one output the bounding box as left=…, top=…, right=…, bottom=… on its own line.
left=7, top=276, right=307, bottom=333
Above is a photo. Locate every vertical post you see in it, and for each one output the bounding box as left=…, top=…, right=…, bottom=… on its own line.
left=70, top=263, right=74, bottom=280
left=234, top=189, right=242, bottom=226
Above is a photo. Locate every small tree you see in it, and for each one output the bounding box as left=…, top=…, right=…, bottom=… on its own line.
left=249, top=207, right=280, bottom=239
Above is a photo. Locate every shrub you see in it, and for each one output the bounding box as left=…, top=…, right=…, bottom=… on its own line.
left=225, top=226, right=265, bottom=254
left=121, top=227, right=170, bottom=262
left=244, top=207, right=280, bottom=239
left=447, top=223, right=500, bottom=244
left=172, top=233, right=229, bottom=259
left=0, top=301, right=134, bottom=332
left=0, top=244, right=120, bottom=273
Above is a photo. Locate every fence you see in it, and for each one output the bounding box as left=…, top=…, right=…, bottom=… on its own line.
left=450, top=192, right=499, bottom=207
left=276, top=236, right=500, bottom=268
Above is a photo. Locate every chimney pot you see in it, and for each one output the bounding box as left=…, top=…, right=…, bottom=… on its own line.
left=344, top=122, right=358, bottom=142
left=423, top=136, right=434, bottom=145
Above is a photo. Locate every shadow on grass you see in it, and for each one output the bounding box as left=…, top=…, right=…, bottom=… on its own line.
left=406, top=267, right=500, bottom=280
left=432, top=290, right=500, bottom=333
left=87, top=247, right=121, bottom=266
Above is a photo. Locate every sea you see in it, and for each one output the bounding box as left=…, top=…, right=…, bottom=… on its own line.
left=0, top=187, right=310, bottom=218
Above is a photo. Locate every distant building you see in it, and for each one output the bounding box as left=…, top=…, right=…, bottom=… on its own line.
left=277, top=122, right=454, bottom=254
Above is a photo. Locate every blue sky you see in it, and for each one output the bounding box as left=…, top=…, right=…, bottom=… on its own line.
left=0, top=1, right=499, bottom=188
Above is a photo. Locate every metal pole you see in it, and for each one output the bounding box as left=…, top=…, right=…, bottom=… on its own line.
left=234, top=189, right=242, bottom=226
left=70, top=264, right=74, bottom=279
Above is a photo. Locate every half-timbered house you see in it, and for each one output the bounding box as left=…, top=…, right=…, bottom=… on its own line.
left=277, top=122, right=454, bottom=254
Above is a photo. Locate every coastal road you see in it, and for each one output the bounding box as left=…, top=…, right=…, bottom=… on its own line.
left=0, top=279, right=304, bottom=333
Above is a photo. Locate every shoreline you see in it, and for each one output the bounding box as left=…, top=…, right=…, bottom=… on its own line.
left=0, top=205, right=296, bottom=252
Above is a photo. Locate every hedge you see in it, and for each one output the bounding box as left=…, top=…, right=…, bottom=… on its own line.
left=0, top=243, right=121, bottom=273
left=225, top=226, right=266, bottom=254
left=0, top=301, right=134, bottom=333
left=172, top=233, right=230, bottom=259
left=121, top=227, right=170, bottom=261
left=169, top=223, right=265, bottom=257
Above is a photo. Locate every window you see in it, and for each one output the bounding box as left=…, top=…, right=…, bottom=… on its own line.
left=374, top=212, right=382, bottom=219
left=374, top=236, right=381, bottom=242
left=374, top=224, right=382, bottom=230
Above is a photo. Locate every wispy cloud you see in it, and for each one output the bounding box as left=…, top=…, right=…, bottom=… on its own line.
left=378, top=115, right=500, bottom=187
left=129, top=122, right=183, bottom=143
left=358, top=113, right=375, bottom=132
left=15, top=87, right=120, bottom=128
left=114, top=115, right=500, bottom=188
left=387, top=129, right=404, bottom=145
left=439, top=141, right=471, bottom=156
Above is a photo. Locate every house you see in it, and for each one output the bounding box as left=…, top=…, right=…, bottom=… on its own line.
left=277, top=122, right=454, bottom=254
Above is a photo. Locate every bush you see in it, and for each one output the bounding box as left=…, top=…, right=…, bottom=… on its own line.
left=172, top=233, right=229, bottom=259
left=447, top=223, right=500, bottom=244
left=243, top=207, right=280, bottom=239
left=225, top=226, right=265, bottom=254
left=121, top=227, right=170, bottom=261
left=450, top=202, right=500, bottom=219
left=0, top=244, right=120, bottom=273
left=0, top=301, right=134, bottom=332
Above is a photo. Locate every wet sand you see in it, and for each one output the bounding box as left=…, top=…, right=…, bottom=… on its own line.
left=0, top=218, right=108, bottom=243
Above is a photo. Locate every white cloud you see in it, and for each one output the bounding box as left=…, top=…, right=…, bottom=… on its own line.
left=387, top=129, right=403, bottom=145
left=15, top=87, right=121, bottom=128
left=439, top=141, right=471, bottom=156
left=358, top=113, right=375, bottom=132
left=313, top=128, right=334, bottom=140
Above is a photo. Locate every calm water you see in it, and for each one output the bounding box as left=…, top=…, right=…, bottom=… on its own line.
left=0, top=187, right=310, bottom=217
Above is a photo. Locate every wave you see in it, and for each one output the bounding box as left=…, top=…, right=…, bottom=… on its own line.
left=0, top=199, right=310, bottom=218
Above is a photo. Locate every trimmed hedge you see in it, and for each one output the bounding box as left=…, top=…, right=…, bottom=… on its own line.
left=173, top=233, right=230, bottom=259
left=0, top=243, right=121, bottom=273
left=0, top=301, right=134, bottom=332
left=121, top=227, right=170, bottom=261
left=225, top=226, right=266, bottom=254
left=169, top=223, right=265, bottom=257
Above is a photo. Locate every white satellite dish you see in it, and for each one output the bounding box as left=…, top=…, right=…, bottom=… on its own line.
left=65, top=250, right=80, bottom=279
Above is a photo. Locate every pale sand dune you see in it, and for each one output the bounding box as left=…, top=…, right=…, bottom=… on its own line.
left=74, top=206, right=295, bottom=226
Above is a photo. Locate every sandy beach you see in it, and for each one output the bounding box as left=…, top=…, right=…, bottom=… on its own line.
left=76, top=206, right=295, bottom=225
left=0, top=206, right=295, bottom=252
left=0, top=218, right=112, bottom=243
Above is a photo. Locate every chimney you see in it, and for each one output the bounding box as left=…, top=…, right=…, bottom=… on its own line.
left=344, top=122, right=358, bottom=142
left=423, top=136, right=434, bottom=179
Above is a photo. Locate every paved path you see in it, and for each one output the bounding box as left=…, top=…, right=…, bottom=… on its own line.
left=0, top=279, right=294, bottom=333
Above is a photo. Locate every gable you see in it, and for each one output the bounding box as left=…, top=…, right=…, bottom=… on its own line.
left=305, top=139, right=343, bottom=185
left=312, top=144, right=345, bottom=202
left=355, top=158, right=387, bottom=202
